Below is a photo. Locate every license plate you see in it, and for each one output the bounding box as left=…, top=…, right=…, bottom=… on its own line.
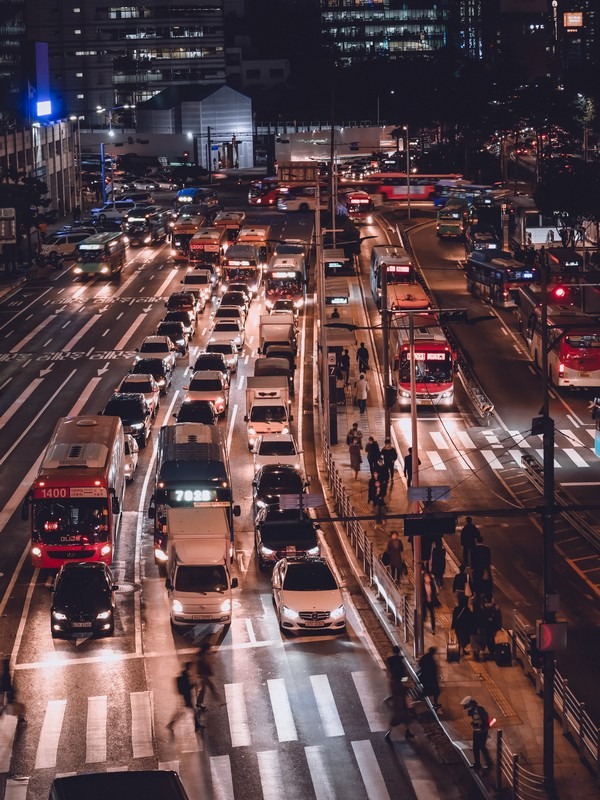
left=581, top=372, right=589, bottom=377
left=71, top=622, right=92, bottom=628
left=303, top=620, right=325, bottom=628
left=191, top=614, right=212, bottom=620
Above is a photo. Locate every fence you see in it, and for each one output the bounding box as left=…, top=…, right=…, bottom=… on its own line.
left=322, top=443, right=600, bottom=798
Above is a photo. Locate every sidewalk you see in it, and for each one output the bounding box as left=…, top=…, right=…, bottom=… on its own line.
left=326, top=353, right=598, bottom=799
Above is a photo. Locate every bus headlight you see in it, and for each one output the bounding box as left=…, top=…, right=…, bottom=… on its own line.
left=399, top=389, right=411, bottom=398
left=440, top=390, right=453, bottom=398
left=31, top=546, right=42, bottom=558
left=172, top=599, right=183, bottom=614
left=101, top=266, right=110, bottom=274
left=100, top=544, right=112, bottom=557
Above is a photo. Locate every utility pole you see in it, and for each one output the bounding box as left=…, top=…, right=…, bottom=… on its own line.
left=405, top=126, right=411, bottom=221
left=315, top=199, right=330, bottom=445
left=207, top=126, right=213, bottom=184
left=381, top=263, right=391, bottom=440
left=409, top=313, right=423, bottom=657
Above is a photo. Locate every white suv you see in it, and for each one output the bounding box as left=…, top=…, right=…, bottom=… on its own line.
left=91, top=200, right=136, bottom=221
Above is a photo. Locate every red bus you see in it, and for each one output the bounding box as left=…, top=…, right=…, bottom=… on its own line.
left=390, top=314, right=455, bottom=407
left=22, top=416, right=126, bottom=568
left=368, top=173, right=463, bottom=202
left=370, top=244, right=430, bottom=312
left=248, top=177, right=280, bottom=206
left=339, top=189, right=374, bottom=224
left=188, top=227, right=228, bottom=270
left=171, top=216, right=204, bottom=262
left=516, top=285, right=600, bottom=388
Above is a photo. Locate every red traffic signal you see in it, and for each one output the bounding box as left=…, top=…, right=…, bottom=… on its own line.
left=551, top=285, right=568, bottom=301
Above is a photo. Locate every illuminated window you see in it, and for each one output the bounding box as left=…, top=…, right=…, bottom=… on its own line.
left=74, top=29, right=81, bottom=34
left=73, top=7, right=80, bottom=11
left=77, top=93, right=84, bottom=99
left=76, top=72, right=83, bottom=77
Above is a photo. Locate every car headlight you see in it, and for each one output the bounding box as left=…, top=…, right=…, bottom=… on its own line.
left=144, top=236, right=151, bottom=243
left=101, top=266, right=110, bottom=274
left=220, top=599, right=232, bottom=613
left=157, top=378, right=166, bottom=386
left=74, top=267, right=83, bottom=274
left=282, top=426, right=289, bottom=435
left=265, top=299, right=274, bottom=308
left=330, top=604, right=345, bottom=619
left=154, top=547, right=168, bottom=563
left=52, top=611, right=67, bottom=620
left=96, top=610, right=112, bottom=620
left=256, top=499, right=266, bottom=509
left=248, top=426, right=256, bottom=435
left=307, top=546, right=320, bottom=556
left=123, top=236, right=130, bottom=243
left=100, top=544, right=111, bottom=557
left=131, top=422, right=144, bottom=430
left=294, top=298, right=304, bottom=308
left=282, top=605, right=299, bottom=620
left=260, top=545, right=275, bottom=556
left=172, top=599, right=183, bottom=614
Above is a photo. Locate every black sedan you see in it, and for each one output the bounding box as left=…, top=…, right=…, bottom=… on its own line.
left=51, top=562, right=118, bottom=638
left=130, top=356, right=173, bottom=395
left=174, top=399, right=218, bottom=425
left=156, top=320, right=189, bottom=356
left=252, top=464, right=307, bottom=518
left=254, top=508, right=320, bottom=569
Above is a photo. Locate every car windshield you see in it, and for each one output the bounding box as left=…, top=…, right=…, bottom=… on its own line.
left=104, top=398, right=143, bottom=418
left=215, top=308, right=240, bottom=318
left=250, top=406, right=286, bottom=423
left=283, top=562, right=337, bottom=591
left=58, top=569, right=110, bottom=596
left=165, top=312, right=190, bottom=325
left=223, top=294, right=245, bottom=305
left=258, top=470, right=303, bottom=494
left=259, top=441, right=296, bottom=456
left=189, top=378, right=222, bottom=391
left=260, top=522, right=317, bottom=548
left=184, top=275, right=208, bottom=285
left=175, top=565, right=227, bottom=593
left=157, top=324, right=182, bottom=337
left=193, top=356, right=224, bottom=371
left=177, top=403, right=215, bottom=423
left=120, top=379, right=153, bottom=393
left=132, top=359, right=164, bottom=376
left=207, top=344, right=233, bottom=356
left=140, top=342, right=168, bottom=353
left=214, top=322, right=239, bottom=332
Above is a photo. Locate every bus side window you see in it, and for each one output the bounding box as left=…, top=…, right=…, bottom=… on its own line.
left=526, top=313, right=536, bottom=341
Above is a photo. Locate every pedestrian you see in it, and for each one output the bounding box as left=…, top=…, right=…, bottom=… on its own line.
left=384, top=681, right=415, bottom=742
left=481, top=597, right=502, bottom=658
left=472, top=537, right=493, bottom=596
left=354, top=373, right=369, bottom=414
left=403, top=447, right=420, bottom=487
left=460, top=697, right=493, bottom=770
left=73, top=205, right=81, bottom=221
left=469, top=598, right=487, bottom=661
left=422, top=567, right=439, bottom=634
left=460, top=516, right=480, bottom=566
left=0, top=657, right=14, bottom=712
left=357, top=342, right=370, bottom=372
left=375, top=455, right=391, bottom=485
left=381, top=438, right=398, bottom=484
left=195, top=642, right=220, bottom=713
left=452, top=563, right=473, bottom=606
left=451, top=598, right=473, bottom=656
left=386, top=644, right=408, bottom=693
left=429, top=537, right=446, bottom=589
left=349, top=439, right=362, bottom=479
left=383, top=531, right=405, bottom=582
left=418, top=647, right=441, bottom=709
left=346, top=422, right=362, bottom=448
left=365, top=436, right=381, bottom=476
left=167, top=662, right=203, bottom=732
left=331, top=307, right=340, bottom=319
left=340, top=348, right=351, bottom=386
left=368, top=473, right=386, bottom=519
left=335, top=369, right=346, bottom=405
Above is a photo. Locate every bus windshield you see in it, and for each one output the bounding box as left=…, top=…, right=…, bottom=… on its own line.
left=33, top=498, right=110, bottom=543
left=225, top=266, right=257, bottom=281
left=565, top=333, right=600, bottom=349
left=399, top=352, right=452, bottom=383
left=78, top=247, right=104, bottom=263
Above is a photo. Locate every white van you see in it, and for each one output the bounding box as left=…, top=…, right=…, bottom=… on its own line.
left=40, top=231, right=92, bottom=259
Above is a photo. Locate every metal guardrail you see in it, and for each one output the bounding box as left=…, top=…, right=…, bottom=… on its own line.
left=522, top=454, right=600, bottom=551
left=512, top=610, right=599, bottom=785
left=322, top=444, right=600, bottom=796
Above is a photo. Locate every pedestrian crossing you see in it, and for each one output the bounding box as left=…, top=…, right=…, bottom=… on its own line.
left=392, top=421, right=599, bottom=472
left=0, top=669, right=398, bottom=799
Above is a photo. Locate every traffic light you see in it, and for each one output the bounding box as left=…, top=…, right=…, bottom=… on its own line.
left=550, top=285, right=568, bottom=301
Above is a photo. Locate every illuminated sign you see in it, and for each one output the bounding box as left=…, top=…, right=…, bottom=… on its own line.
left=36, top=99, right=52, bottom=117
left=169, top=489, right=219, bottom=504
left=564, top=12, right=582, bottom=27
left=271, top=271, right=298, bottom=279
left=33, top=486, right=106, bottom=498
left=387, top=264, right=410, bottom=273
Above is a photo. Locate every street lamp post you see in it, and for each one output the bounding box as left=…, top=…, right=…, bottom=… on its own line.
left=69, top=115, right=83, bottom=214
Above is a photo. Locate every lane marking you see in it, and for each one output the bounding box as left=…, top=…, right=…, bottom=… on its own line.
left=86, top=695, right=108, bottom=763
left=563, top=448, right=589, bottom=468
left=114, top=313, right=146, bottom=351
left=305, top=745, right=336, bottom=800
left=224, top=683, right=251, bottom=747
left=210, top=754, right=234, bottom=800
left=426, top=451, right=447, bottom=471
left=267, top=678, right=297, bottom=742
left=34, top=699, right=67, bottom=769
left=351, top=739, right=391, bottom=800
left=351, top=671, right=387, bottom=732
left=310, top=674, right=344, bottom=737
left=130, top=691, right=154, bottom=758
left=63, top=315, right=101, bottom=351
left=256, top=750, right=282, bottom=800
left=11, top=316, right=53, bottom=352
left=0, top=288, right=52, bottom=332
left=0, top=379, right=44, bottom=428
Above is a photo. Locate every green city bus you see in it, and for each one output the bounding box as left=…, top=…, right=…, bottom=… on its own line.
left=435, top=198, right=471, bottom=239
left=74, top=231, right=127, bottom=279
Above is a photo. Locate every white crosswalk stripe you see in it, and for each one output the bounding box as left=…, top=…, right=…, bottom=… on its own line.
left=563, top=448, right=589, bottom=467
left=224, top=682, right=251, bottom=747
left=130, top=691, right=153, bottom=758
left=429, top=432, right=448, bottom=449
left=310, top=674, right=344, bottom=737
left=210, top=754, right=235, bottom=800
left=267, top=678, right=297, bottom=742
left=351, top=671, right=388, bottom=732
left=455, top=431, right=476, bottom=449
left=481, top=450, right=503, bottom=470
left=3, top=778, right=28, bottom=800
left=0, top=713, right=18, bottom=772
left=305, top=745, right=337, bottom=800
left=426, top=450, right=447, bottom=470
left=534, top=449, right=561, bottom=467
left=352, top=739, right=391, bottom=800
left=257, top=750, right=283, bottom=800
left=558, top=429, right=585, bottom=447
left=35, top=699, right=66, bottom=769
left=86, top=695, right=107, bottom=763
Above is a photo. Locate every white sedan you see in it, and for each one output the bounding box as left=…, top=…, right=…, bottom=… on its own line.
left=271, top=558, right=346, bottom=634
left=136, top=335, right=178, bottom=371
left=114, top=373, right=161, bottom=418
left=211, top=319, right=245, bottom=349
left=253, top=434, right=301, bottom=471
left=124, top=434, right=139, bottom=482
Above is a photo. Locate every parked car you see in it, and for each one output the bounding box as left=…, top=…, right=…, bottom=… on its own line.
left=100, top=393, right=152, bottom=448
left=129, top=357, right=173, bottom=395
left=272, top=557, right=346, bottom=633
left=254, top=508, right=320, bottom=570
left=135, top=336, right=178, bottom=370
left=183, top=370, right=229, bottom=415
left=114, top=373, right=161, bottom=418
left=90, top=200, right=136, bottom=221
left=51, top=562, right=118, bottom=638
left=124, top=434, right=139, bottom=482
left=174, top=399, right=218, bottom=425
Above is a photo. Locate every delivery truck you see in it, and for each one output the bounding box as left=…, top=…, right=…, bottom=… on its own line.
left=244, top=375, right=292, bottom=450
left=164, top=505, right=238, bottom=628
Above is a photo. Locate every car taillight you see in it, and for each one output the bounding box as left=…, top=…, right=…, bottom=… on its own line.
left=559, top=362, right=565, bottom=376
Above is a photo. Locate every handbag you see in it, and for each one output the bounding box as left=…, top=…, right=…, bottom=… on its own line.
left=382, top=551, right=391, bottom=566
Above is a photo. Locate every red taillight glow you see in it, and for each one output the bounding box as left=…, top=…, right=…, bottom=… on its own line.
left=559, top=362, right=565, bottom=375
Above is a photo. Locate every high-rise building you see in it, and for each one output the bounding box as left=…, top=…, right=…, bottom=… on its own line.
left=0, top=0, right=27, bottom=124
left=24, top=1, right=226, bottom=124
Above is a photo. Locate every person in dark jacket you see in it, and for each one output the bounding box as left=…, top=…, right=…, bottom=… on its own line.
left=460, top=517, right=480, bottom=566
left=418, top=647, right=441, bottom=708
left=452, top=563, right=473, bottom=605
left=472, top=537, right=493, bottom=596
left=340, top=348, right=351, bottom=386
left=451, top=598, right=473, bottom=656
left=430, top=537, right=446, bottom=589
left=381, top=438, right=398, bottom=484
left=481, top=598, right=502, bottom=657
left=384, top=530, right=405, bottom=582
left=365, top=436, right=381, bottom=476
left=422, top=567, right=439, bottom=634
left=356, top=342, right=370, bottom=372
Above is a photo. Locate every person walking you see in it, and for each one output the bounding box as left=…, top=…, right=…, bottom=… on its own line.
left=384, top=681, right=415, bottom=742
left=346, top=422, right=362, bottom=448
left=452, top=563, right=473, bottom=606
left=0, top=657, right=15, bottom=715
left=354, top=373, right=369, bottom=414
left=368, top=473, right=386, bottom=520
left=422, top=567, right=439, bottom=634
left=340, top=348, right=351, bottom=386
left=167, top=662, right=203, bottom=732
left=460, top=517, right=480, bottom=567
left=472, top=537, right=493, bottom=597
left=349, top=439, right=362, bottom=479
left=381, top=438, right=398, bottom=484
left=403, top=447, right=420, bottom=487
left=418, top=647, right=441, bottom=709
left=384, top=531, right=405, bottom=582
left=356, top=342, right=370, bottom=373
left=451, top=597, right=473, bottom=656
left=335, top=368, right=346, bottom=405
left=365, top=436, right=381, bottom=476
left=386, top=644, right=408, bottom=692
left=429, top=537, right=446, bottom=589
left=195, top=642, right=220, bottom=714
left=481, top=597, right=502, bottom=658
left=460, top=697, right=493, bottom=770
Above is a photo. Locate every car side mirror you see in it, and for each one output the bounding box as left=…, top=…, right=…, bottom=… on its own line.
left=231, top=577, right=239, bottom=589
left=243, top=415, right=248, bottom=422
left=165, top=578, right=173, bottom=591
left=148, top=504, right=155, bottom=520
left=111, top=497, right=120, bottom=515
left=289, top=415, right=294, bottom=422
